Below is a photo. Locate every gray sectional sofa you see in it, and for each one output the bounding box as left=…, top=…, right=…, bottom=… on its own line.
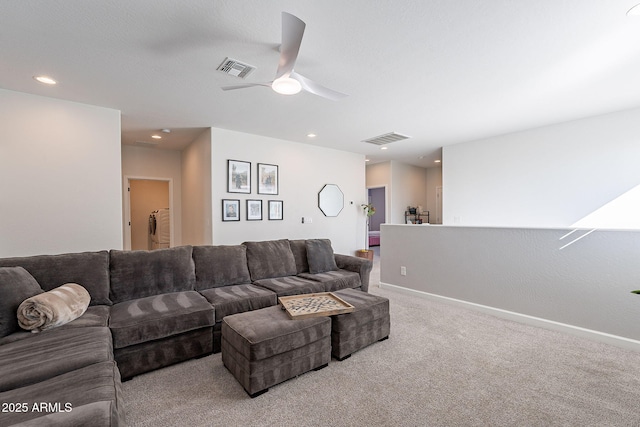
left=0, top=238, right=372, bottom=426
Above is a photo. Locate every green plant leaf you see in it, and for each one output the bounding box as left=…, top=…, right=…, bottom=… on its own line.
left=631, top=290, right=640, bottom=294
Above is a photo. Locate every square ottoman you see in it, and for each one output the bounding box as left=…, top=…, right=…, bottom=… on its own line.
left=331, top=289, right=390, bottom=360
left=221, top=305, right=331, bottom=397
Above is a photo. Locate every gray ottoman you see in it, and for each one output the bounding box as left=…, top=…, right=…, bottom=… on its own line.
left=221, top=305, right=331, bottom=397
left=331, top=289, right=390, bottom=360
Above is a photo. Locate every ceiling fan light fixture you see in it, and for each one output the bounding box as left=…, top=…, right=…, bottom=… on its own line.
left=272, top=77, right=301, bottom=95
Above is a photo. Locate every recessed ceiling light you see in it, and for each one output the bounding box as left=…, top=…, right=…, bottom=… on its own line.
left=151, top=135, right=162, bottom=139
left=380, top=146, right=388, bottom=150
left=365, top=159, right=370, bottom=162
left=434, top=159, right=441, bottom=163
left=33, top=75, right=57, bottom=85
left=627, top=3, right=640, bottom=15
left=307, top=133, right=317, bottom=138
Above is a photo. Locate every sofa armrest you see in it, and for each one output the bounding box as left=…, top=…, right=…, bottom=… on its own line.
left=334, top=254, right=373, bottom=293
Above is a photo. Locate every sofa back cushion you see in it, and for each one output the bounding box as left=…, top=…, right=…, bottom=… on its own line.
left=109, top=246, right=195, bottom=304
left=0, top=251, right=111, bottom=306
left=0, top=267, right=43, bottom=338
left=192, top=245, right=252, bottom=290
left=288, top=239, right=310, bottom=274
left=244, top=239, right=297, bottom=281
left=306, top=239, right=339, bottom=274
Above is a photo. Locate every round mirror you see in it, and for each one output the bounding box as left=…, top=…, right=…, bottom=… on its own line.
left=318, top=184, right=344, bottom=217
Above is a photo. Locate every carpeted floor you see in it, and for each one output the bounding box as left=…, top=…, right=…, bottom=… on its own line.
left=122, top=249, right=640, bottom=426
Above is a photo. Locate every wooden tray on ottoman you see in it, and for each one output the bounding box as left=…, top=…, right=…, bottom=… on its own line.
left=279, top=292, right=355, bottom=319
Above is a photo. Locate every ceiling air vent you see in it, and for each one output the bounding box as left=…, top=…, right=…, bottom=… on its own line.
left=362, top=132, right=411, bottom=146
left=217, top=57, right=256, bottom=79
left=134, top=140, right=160, bottom=148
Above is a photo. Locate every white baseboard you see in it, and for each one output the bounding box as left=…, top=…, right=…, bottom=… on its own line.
left=380, top=282, right=640, bottom=352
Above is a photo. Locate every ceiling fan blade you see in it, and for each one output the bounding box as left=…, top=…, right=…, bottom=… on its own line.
left=221, top=82, right=272, bottom=91
left=290, top=72, right=348, bottom=101
left=275, top=12, right=306, bottom=79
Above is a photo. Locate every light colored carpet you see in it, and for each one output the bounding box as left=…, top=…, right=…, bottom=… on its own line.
left=122, top=250, right=640, bottom=426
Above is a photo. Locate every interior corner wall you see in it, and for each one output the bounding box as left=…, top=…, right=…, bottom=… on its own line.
left=181, top=128, right=212, bottom=246
left=365, top=161, right=430, bottom=224
left=210, top=128, right=365, bottom=255
left=0, top=88, right=122, bottom=257
left=121, top=145, right=183, bottom=246
left=390, top=161, right=428, bottom=224
left=442, top=107, right=640, bottom=228
left=426, top=166, right=443, bottom=224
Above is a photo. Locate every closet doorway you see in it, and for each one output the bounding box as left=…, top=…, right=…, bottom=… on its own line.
left=124, top=177, right=173, bottom=250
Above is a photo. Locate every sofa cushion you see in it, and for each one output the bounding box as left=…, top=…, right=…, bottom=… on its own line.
left=109, top=246, right=195, bottom=304
left=306, top=239, right=339, bottom=274
left=298, top=269, right=362, bottom=292
left=0, top=305, right=110, bottom=346
left=0, top=326, right=113, bottom=392
left=288, top=239, right=310, bottom=274
left=193, top=245, right=252, bottom=290
left=244, top=239, right=297, bottom=281
left=0, top=361, right=124, bottom=427
left=109, top=291, right=214, bottom=349
left=199, top=284, right=277, bottom=322
left=0, top=267, right=43, bottom=338
left=253, top=276, right=325, bottom=297
left=0, top=251, right=111, bottom=306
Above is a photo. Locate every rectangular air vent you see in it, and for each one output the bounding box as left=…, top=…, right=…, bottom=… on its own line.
left=134, top=140, right=160, bottom=148
left=362, top=132, right=411, bottom=146
left=217, top=57, right=256, bottom=79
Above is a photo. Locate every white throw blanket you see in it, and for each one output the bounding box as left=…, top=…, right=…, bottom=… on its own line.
left=17, top=283, right=90, bottom=332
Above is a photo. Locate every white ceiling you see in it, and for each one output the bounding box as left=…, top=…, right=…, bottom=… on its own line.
left=2, top=1, right=640, bottom=168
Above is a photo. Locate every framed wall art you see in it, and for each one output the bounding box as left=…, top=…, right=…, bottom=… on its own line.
left=258, top=163, right=278, bottom=195
left=222, top=199, right=240, bottom=221
left=228, top=160, right=251, bottom=193
left=268, top=200, right=283, bottom=220
left=246, top=199, right=263, bottom=221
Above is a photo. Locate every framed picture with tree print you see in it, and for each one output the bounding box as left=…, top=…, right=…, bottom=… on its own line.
left=228, top=160, right=251, bottom=193
left=246, top=199, right=262, bottom=221
left=257, top=163, right=278, bottom=195
left=268, top=200, right=283, bottom=220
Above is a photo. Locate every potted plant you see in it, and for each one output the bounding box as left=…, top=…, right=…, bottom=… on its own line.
left=357, top=203, right=376, bottom=260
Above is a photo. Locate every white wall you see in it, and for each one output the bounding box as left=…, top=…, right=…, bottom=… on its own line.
left=181, top=129, right=212, bottom=246
left=443, top=107, right=640, bottom=227
left=0, top=89, right=122, bottom=257
left=210, top=128, right=365, bottom=255
left=381, top=224, right=640, bottom=348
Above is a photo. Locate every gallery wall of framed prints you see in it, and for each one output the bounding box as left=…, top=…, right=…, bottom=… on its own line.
left=224, top=160, right=282, bottom=222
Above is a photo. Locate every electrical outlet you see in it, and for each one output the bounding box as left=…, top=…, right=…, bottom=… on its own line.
left=400, top=266, right=407, bottom=276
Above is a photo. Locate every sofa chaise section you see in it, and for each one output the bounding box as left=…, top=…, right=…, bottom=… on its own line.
left=0, top=325, right=114, bottom=393
left=0, top=361, right=125, bottom=426
left=108, top=246, right=214, bottom=379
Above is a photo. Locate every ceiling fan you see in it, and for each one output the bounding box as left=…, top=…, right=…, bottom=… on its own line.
left=221, top=12, right=348, bottom=101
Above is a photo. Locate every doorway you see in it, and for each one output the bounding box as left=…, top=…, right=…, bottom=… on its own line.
left=124, top=177, right=173, bottom=250
left=367, top=187, right=386, bottom=248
